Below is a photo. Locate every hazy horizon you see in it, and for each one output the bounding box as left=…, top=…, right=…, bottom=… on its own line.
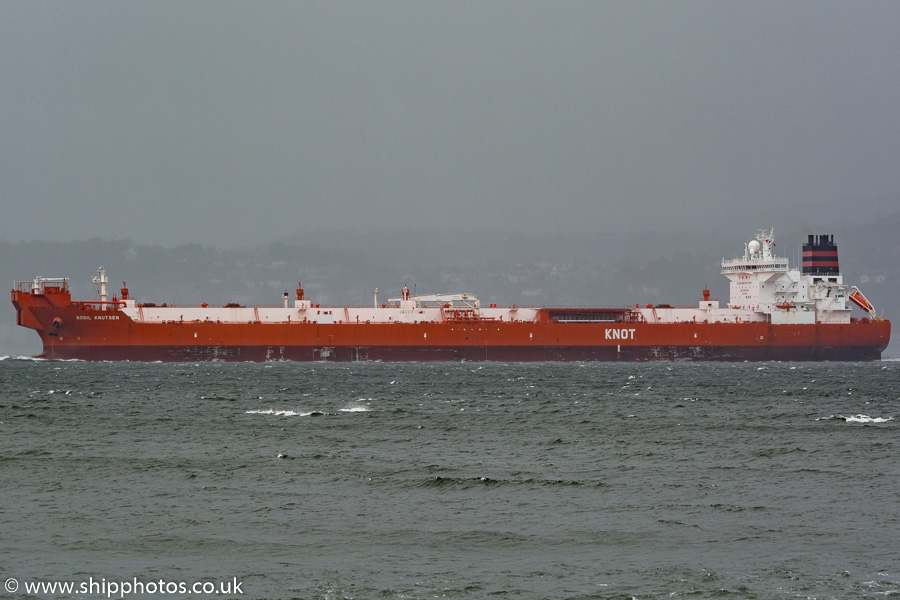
left=3, top=1, right=899, bottom=247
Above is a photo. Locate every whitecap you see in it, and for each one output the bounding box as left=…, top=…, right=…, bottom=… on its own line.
left=843, top=414, right=893, bottom=424
left=245, top=409, right=313, bottom=417
left=339, top=406, right=371, bottom=412
left=817, top=414, right=893, bottom=423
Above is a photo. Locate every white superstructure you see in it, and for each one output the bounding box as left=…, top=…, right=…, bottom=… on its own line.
left=719, top=228, right=849, bottom=324
left=623, top=227, right=872, bottom=326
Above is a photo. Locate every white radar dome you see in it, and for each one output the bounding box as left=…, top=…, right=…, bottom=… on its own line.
left=748, top=240, right=761, bottom=254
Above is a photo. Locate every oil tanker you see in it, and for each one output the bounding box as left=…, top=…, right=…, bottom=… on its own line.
left=11, top=229, right=890, bottom=362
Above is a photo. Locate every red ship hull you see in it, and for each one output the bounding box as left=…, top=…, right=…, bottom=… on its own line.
left=13, top=294, right=891, bottom=362
left=28, top=341, right=889, bottom=362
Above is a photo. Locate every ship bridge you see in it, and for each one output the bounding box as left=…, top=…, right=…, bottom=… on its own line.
left=722, top=228, right=792, bottom=312
left=721, top=259, right=789, bottom=274
left=721, top=227, right=788, bottom=277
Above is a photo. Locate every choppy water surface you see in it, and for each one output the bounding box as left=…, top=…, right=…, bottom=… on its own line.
left=1, top=358, right=898, bottom=599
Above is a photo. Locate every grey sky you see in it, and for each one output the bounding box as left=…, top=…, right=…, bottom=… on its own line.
left=2, top=1, right=898, bottom=246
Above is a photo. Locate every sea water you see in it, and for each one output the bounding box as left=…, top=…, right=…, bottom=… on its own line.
left=1, top=358, right=897, bottom=599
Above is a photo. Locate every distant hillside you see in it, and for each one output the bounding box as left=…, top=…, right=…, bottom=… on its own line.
left=3, top=215, right=898, bottom=357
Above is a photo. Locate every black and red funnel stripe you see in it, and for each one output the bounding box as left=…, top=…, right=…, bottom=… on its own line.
left=802, top=234, right=839, bottom=275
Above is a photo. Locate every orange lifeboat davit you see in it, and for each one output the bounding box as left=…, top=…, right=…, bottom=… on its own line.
left=849, top=286, right=878, bottom=319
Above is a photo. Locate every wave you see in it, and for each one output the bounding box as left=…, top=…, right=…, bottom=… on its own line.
left=843, top=414, right=893, bottom=423
left=817, top=414, right=894, bottom=423
left=245, top=409, right=320, bottom=417
left=418, top=475, right=591, bottom=489
left=246, top=405, right=371, bottom=416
